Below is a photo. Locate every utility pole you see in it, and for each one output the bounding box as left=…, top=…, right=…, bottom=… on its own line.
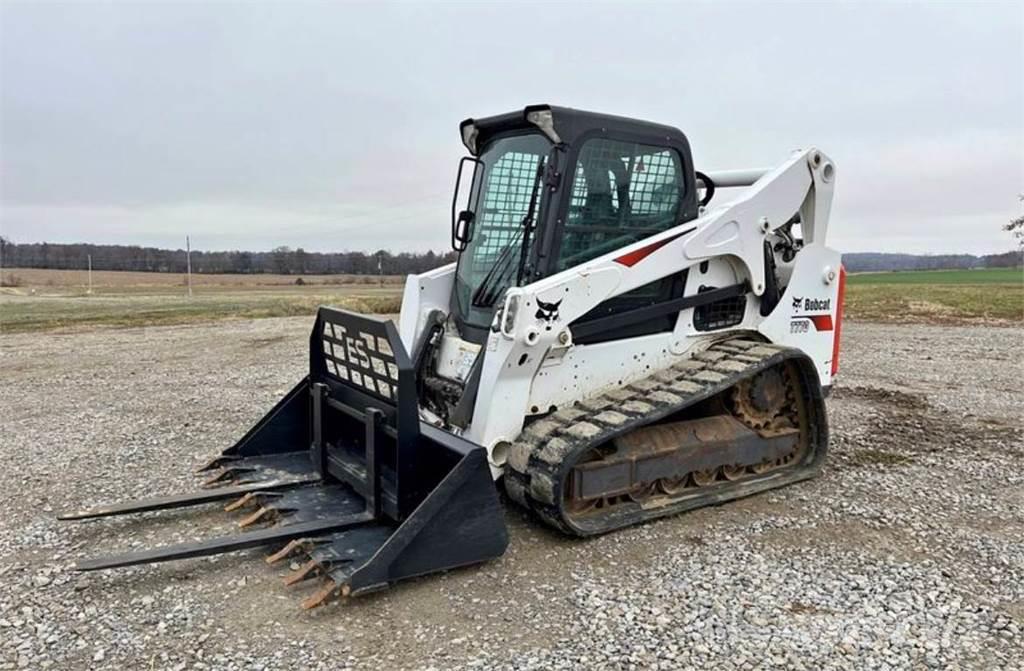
left=87, top=254, right=93, bottom=295
left=378, top=252, right=383, bottom=289
left=186, top=236, right=193, bottom=298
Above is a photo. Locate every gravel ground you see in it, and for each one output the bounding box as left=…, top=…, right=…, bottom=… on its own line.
left=0, top=318, right=1021, bottom=670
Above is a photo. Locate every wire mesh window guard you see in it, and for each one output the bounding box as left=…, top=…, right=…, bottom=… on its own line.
left=559, top=139, right=683, bottom=270
left=471, top=150, right=546, bottom=279
left=453, top=132, right=551, bottom=327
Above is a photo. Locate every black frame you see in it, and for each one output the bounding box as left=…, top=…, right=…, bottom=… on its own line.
left=309, top=307, right=423, bottom=518
left=451, top=156, right=482, bottom=251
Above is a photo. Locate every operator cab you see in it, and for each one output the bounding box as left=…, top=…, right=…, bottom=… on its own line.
left=450, top=105, right=700, bottom=343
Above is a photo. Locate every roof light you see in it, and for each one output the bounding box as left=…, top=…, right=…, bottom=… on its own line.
left=460, top=123, right=480, bottom=154
left=526, top=109, right=561, bottom=144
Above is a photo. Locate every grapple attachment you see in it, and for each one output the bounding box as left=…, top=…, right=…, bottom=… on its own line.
left=60, top=308, right=508, bottom=607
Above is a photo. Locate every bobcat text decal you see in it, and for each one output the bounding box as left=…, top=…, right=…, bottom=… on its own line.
left=792, top=297, right=831, bottom=312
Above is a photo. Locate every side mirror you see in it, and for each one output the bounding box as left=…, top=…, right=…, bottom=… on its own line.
left=453, top=210, right=475, bottom=252
left=694, top=171, right=716, bottom=207
left=451, top=156, right=482, bottom=252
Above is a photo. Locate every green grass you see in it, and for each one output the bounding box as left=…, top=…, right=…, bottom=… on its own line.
left=845, top=267, right=1022, bottom=324
left=848, top=268, right=1022, bottom=285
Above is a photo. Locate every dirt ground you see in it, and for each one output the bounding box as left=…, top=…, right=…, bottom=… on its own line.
left=0, top=318, right=1021, bottom=670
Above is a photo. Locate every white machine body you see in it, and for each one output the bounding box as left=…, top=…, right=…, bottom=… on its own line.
left=399, top=148, right=844, bottom=476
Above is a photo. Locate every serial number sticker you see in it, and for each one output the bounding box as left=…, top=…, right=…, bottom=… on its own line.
left=452, top=342, right=481, bottom=382
left=790, top=320, right=810, bottom=334
left=455, top=350, right=475, bottom=381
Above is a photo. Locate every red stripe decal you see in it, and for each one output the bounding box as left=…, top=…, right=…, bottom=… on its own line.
left=809, top=314, right=833, bottom=331
left=613, top=230, right=688, bottom=267
left=831, top=265, right=846, bottom=377
left=794, top=314, right=833, bottom=331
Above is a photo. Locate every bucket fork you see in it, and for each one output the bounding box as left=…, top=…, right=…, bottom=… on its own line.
left=60, top=308, right=508, bottom=607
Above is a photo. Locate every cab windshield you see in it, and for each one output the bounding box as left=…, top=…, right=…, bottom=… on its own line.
left=453, top=133, right=551, bottom=329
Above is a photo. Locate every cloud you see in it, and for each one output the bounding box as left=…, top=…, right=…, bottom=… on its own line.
left=1, top=1, right=1021, bottom=254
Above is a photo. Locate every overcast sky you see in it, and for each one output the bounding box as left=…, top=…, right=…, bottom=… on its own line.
left=1, top=1, right=1021, bottom=255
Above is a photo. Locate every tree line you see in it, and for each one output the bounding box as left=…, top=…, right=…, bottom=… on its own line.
left=842, top=251, right=1022, bottom=273
left=0, top=238, right=1019, bottom=276
left=0, top=238, right=456, bottom=276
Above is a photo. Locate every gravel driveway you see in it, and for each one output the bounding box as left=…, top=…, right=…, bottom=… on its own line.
left=1, top=318, right=1021, bottom=670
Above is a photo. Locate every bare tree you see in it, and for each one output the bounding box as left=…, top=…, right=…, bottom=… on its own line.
left=1005, top=194, right=1024, bottom=249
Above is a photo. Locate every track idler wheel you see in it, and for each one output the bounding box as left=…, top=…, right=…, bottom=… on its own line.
left=730, top=368, right=788, bottom=429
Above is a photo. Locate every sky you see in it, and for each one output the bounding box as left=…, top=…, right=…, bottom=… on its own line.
left=1, top=1, right=1021, bottom=255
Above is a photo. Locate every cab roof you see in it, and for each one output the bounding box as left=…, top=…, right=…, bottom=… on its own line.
left=459, top=104, right=689, bottom=155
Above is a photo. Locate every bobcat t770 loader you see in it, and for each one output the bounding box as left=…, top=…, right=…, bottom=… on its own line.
left=62, top=105, right=845, bottom=608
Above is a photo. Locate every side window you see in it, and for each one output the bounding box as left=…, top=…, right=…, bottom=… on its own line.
left=558, top=139, right=683, bottom=270
left=474, top=151, right=546, bottom=268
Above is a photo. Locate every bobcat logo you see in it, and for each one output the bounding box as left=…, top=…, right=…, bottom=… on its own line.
left=535, top=298, right=562, bottom=322
left=791, top=295, right=832, bottom=312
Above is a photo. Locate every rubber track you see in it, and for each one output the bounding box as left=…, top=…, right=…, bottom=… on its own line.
left=504, top=338, right=828, bottom=536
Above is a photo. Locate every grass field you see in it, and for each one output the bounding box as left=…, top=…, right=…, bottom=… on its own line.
left=847, top=268, right=1021, bottom=285
left=0, top=267, right=404, bottom=291
left=846, top=267, right=1022, bottom=324
left=0, top=268, right=404, bottom=333
left=1, top=266, right=1021, bottom=333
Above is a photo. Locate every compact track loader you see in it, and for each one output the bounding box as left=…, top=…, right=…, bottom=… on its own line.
left=62, top=105, right=845, bottom=607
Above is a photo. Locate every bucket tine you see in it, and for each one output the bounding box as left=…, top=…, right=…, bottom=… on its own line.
left=282, top=559, right=323, bottom=586
left=202, top=466, right=255, bottom=488
left=196, top=454, right=240, bottom=473
left=57, top=479, right=315, bottom=521
left=237, top=506, right=288, bottom=528
left=265, top=538, right=324, bottom=565
left=223, top=492, right=258, bottom=512
left=301, top=579, right=347, bottom=610
left=75, top=515, right=373, bottom=571
left=225, top=490, right=283, bottom=513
